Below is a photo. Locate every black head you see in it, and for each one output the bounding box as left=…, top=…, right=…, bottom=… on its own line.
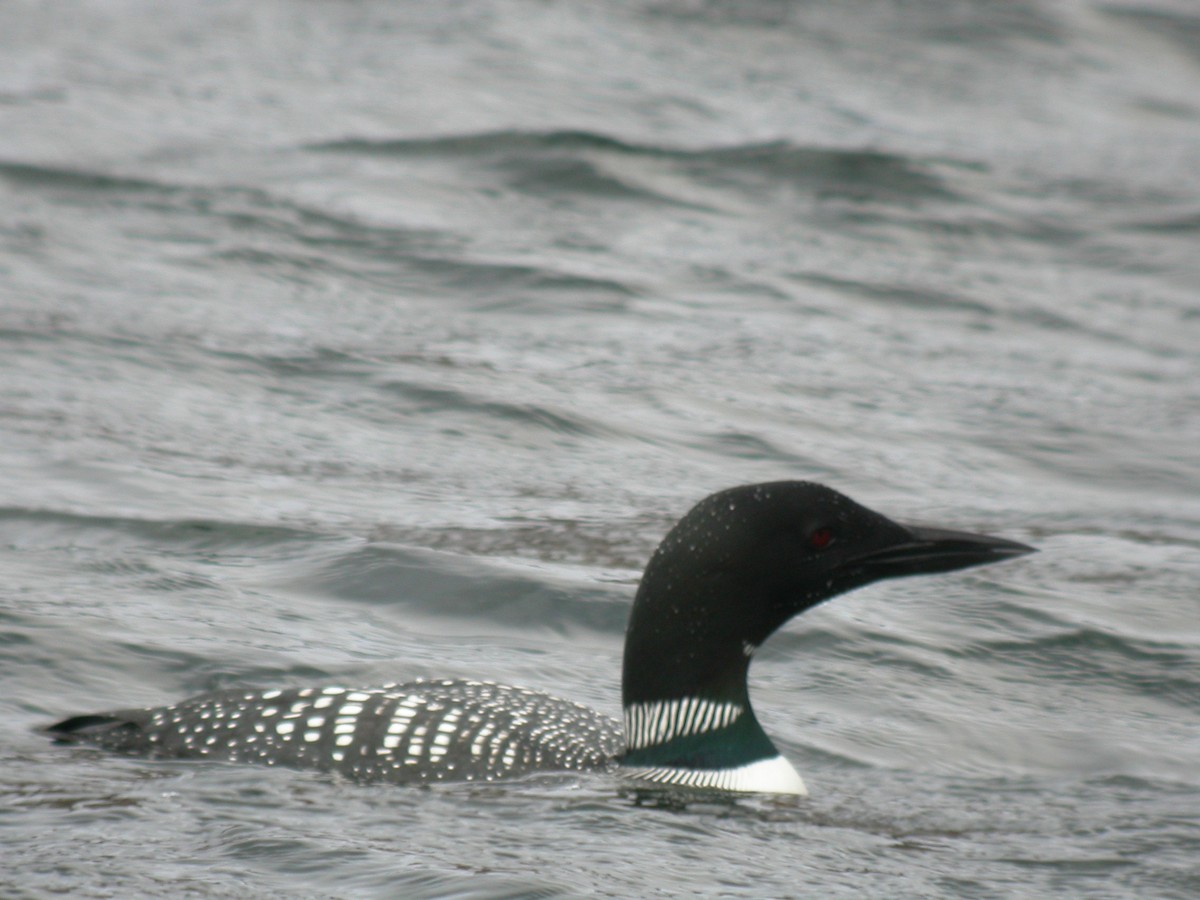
left=621, top=481, right=1034, bottom=706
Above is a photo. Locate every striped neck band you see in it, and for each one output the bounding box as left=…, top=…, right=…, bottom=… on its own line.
left=622, top=698, right=743, bottom=751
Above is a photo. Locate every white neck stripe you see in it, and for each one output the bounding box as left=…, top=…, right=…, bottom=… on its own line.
left=623, top=698, right=743, bottom=751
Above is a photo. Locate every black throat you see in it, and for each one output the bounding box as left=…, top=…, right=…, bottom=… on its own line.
left=617, top=487, right=823, bottom=768
left=616, top=482, right=1035, bottom=771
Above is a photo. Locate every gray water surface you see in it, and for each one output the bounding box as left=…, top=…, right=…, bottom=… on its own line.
left=3, top=1, right=1199, bottom=897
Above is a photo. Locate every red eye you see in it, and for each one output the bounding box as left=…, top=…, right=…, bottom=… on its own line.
left=810, top=528, right=833, bottom=550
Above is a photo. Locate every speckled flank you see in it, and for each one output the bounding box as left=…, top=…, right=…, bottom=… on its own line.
left=61, top=679, right=623, bottom=784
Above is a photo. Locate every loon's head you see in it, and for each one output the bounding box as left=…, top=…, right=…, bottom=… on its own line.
left=619, top=481, right=1034, bottom=788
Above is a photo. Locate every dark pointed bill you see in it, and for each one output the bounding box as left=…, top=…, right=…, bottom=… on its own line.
left=855, top=524, right=1036, bottom=579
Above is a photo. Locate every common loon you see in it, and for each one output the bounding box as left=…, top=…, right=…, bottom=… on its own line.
left=45, top=482, right=1034, bottom=795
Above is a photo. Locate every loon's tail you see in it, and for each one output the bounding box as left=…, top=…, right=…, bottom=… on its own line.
left=42, top=711, right=151, bottom=752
